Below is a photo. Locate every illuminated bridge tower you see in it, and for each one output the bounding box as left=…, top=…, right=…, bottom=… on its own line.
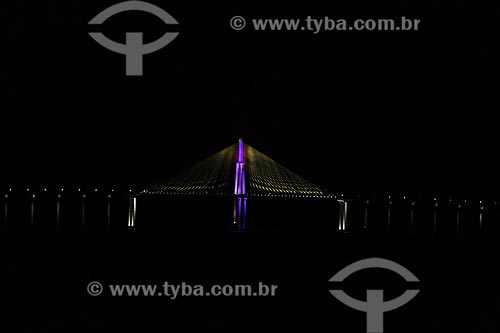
left=142, top=139, right=332, bottom=230
left=233, top=139, right=247, bottom=229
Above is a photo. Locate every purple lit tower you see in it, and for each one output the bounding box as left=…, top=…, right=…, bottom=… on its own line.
left=233, top=138, right=247, bottom=229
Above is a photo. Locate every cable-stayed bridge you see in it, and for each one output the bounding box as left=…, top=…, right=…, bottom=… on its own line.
left=140, top=139, right=333, bottom=229
left=0, top=140, right=497, bottom=237
left=145, top=139, right=329, bottom=198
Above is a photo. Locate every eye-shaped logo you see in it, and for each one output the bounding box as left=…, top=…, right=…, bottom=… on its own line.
left=89, top=1, right=179, bottom=76
left=329, top=258, right=419, bottom=333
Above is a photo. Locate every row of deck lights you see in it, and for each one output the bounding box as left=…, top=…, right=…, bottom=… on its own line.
left=2, top=188, right=140, bottom=200
left=358, top=195, right=496, bottom=206
left=0, top=189, right=498, bottom=206
left=2, top=188, right=137, bottom=193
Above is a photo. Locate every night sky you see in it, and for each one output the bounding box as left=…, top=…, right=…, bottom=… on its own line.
left=3, top=0, right=499, bottom=196
left=2, top=3, right=500, bottom=332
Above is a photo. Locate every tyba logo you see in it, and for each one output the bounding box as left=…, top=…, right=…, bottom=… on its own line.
left=89, top=1, right=179, bottom=76
left=329, top=258, right=420, bottom=333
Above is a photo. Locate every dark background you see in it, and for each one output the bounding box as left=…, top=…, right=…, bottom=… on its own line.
left=2, top=0, right=499, bottom=197
left=1, top=1, right=499, bottom=332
